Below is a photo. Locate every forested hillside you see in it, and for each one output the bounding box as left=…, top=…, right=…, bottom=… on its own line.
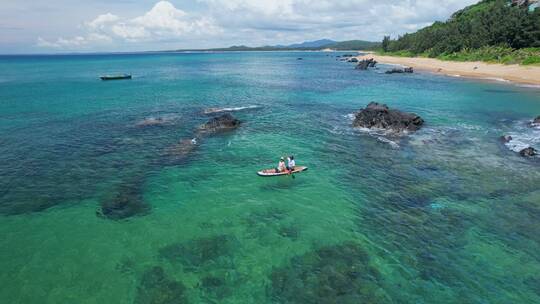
left=382, top=0, right=540, bottom=64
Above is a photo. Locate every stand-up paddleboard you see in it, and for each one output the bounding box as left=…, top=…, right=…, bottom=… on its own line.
left=257, top=166, right=308, bottom=177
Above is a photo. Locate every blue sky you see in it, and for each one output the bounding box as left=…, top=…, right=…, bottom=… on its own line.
left=0, top=0, right=478, bottom=54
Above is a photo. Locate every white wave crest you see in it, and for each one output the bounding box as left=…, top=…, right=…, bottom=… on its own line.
left=503, top=120, right=540, bottom=153
left=204, top=105, right=260, bottom=114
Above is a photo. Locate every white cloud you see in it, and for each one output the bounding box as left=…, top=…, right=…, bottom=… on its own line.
left=86, top=13, right=120, bottom=30
left=37, top=1, right=221, bottom=49
left=36, top=33, right=111, bottom=48
left=35, top=0, right=478, bottom=51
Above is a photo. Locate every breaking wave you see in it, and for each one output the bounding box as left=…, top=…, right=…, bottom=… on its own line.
left=203, top=105, right=261, bottom=114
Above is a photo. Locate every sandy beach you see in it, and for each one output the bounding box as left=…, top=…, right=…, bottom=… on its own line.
left=358, top=54, right=540, bottom=86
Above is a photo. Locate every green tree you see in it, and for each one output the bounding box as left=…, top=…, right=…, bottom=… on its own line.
left=382, top=36, right=390, bottom=52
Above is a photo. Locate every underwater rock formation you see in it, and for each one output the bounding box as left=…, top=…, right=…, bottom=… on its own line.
left=353, top=102, right=424, bottom=133
left=134, top=266, right=188, bottom=304
left=161, top=113, right=241, bottom=166
left=159, top=235, right=235, bottom=271
left=0, top=196, right=61, bottom=216
left=532, top=116, right=540, bottom=126
left=199, top=275, right=232, bottom=300
left=136, top=117, right=167, bottom=128
left=97, top=182, right=150, bottom=220
left=198, top=114, right=241, bottom=134
left=269, top=242, right=385, bottom=303
left=166, top=139, right=198, bottom=158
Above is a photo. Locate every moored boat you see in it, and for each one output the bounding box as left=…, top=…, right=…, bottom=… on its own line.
left=100, top=74, right=132, bottom=81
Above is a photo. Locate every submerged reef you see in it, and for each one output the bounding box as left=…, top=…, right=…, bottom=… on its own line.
left=97, top=180, right=150, bottom=220
left=134, top=266, right=188, bottom=304
left=269, top=242, right=387, bottom=303
left=243, top=207, right=300, bottom=241
left=0, top=195, right=61, bottom=216
left=159, top=235, right=236, bottom=271
left=160, top=113, right=241, bottom=166
left=197, top=114, right=241, bottom=134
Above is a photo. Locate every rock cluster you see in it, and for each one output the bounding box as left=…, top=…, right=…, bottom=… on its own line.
left=500, top=135, right=513, bottom=143
left=520, top=147, right=537, bottom=157
left=353, top=102, right=424, bottom=133
left=355, top=58, right=377, bottom=70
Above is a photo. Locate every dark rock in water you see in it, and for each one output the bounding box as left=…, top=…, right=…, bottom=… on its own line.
left=353, top=102, right=424, bottom=133
left=159, top=235, right=235, bottom=271
left=520, top=147, right=537, bottom=157
left=500, top=135, right=513, bottom=143
left=198, top=114, right=240, bottom=133
left=297, top=58, right=303, bottom=60
left=134, top=266, right=188, bottom=304
left=97, top=182, right=150, bottom=220
left=348, top=57, right=359, bottom=63
left=355, top=58, right=377, bottom=70
left=385, top=67, right=413, bottom=74
left=269, top=242, right=384, bottom=303
left=533, top=116, right=540, bottom=125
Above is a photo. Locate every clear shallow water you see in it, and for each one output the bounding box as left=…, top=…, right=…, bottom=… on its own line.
left=0, top=52, right=539, bottom=303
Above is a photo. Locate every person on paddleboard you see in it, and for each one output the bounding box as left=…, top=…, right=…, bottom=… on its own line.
left=287, top=155, right=296, bottom=171
left=276, top=157, right=287, bottom=173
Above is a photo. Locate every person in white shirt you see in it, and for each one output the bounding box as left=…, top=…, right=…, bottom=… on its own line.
left=287, top=155, right=296, bottom=172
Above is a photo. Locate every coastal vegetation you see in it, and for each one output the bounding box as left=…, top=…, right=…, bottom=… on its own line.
left=381, top=0, right=540, bottom=65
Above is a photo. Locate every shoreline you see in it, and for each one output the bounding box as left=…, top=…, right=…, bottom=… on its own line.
left=357, top=54, right=540, bottom=86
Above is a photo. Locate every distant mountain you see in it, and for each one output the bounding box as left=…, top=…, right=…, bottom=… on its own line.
left=181, top=39, right=380, bottom=52
left=281, top=39, right=337, bottom=49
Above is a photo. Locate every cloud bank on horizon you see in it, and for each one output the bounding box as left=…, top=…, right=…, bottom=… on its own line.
left=1, top=0, right=478, bottom=53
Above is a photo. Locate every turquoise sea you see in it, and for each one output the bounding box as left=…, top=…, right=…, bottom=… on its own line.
left=0, top=52, right=539, bottom=303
